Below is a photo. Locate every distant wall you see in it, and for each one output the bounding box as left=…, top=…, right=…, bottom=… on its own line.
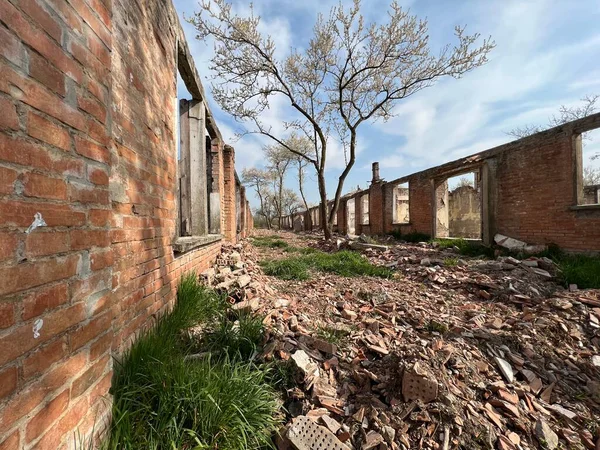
left=283, top=113, right=600, bottom=252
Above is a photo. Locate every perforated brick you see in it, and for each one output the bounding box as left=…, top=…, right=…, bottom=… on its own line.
left=287, top=416, right=350, bottom=450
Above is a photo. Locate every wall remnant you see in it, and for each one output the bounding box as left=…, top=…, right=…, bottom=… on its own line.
left=283, top=113, right=600, bottom=252
left=0, top=0, right=252, bottom=448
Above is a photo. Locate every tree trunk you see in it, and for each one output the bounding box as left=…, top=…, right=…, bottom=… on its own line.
left=298, top=163, right=311, bottom=230
left=317, top=171, right=332, bottom=240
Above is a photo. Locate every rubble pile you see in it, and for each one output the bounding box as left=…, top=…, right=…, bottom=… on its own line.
left=200, top=242, right=278, bottom=311
left=248, top=231, right=600, bottom=450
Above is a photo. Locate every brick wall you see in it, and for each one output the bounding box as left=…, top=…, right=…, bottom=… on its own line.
left=0, top=0, right=251, bottom=448
left=282, top=114, right=600, bottom=252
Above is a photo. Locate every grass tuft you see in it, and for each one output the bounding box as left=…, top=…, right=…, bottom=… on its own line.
left=251, top=236, right=291, bottom=250
left=203, top=312, right=265, bottom=360
left=107, top=274, right=280, bottom=450
left=555, top=253, right=600, bottom=289
left=434, top=238, right=495, bottom=258
left=261, top=250, right=392, bottom=280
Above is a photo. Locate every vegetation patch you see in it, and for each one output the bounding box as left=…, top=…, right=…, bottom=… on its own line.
left=261, top=250, right=392, bottom=280
left=555, top=253, right=600, bottom=289
left=107, top=274, right=281, bottom=450
left=251, top=235, right=292, bottom=250
left=434, top=238, right=495, bottom=258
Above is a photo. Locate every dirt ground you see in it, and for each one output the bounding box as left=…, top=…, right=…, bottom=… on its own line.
left=213, top=230, right=600, bottom=450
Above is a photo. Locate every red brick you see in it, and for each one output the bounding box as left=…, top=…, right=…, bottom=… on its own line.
left=65, top=0, right=111, bottom=47
left=90, top=331, right=112, bottom=360
left=0, top=254, right=79, bottom=296
left=0, top=302, right=15, bottom=329
left=31, top=396, right=88, bottom=450
left=0, top=64, right=84, bottom=131
left=0, top=2, right=82, bottom=84
left=0, top=366, right=17, bottom=400
left=22, top=283, right=69, bottom=321
left=72, top=354, right=109, bottom=398
left=28, top=112, right=71, bottom=150
left=74, top=136, right=110, bottom=164
left=0, top=96, right=19, bottom=130
left=25, top=231, right=69, bottom=257
left=18, top=0, right=63, bottom=43
left=45, top=0, right=83, bottom=34
left=70, top=40, right=109, bottom=85
left=0, top=134, right=83, bottom=177
left=22, top=337, right=67, bottom=380
left=0, top=233, right=19, bottom=264
left=29, top=48, right=65, bottom=97
left=0, top=303, right=85, bottom=369
left=0, top=431, right=20, bottom=450
left=77, top=93, right=107, bottom=124
left=22, top=172, right=67, bottom=200
left=70, top=229, right=110, bottom=250
left=70, top=312, right=112, bottom=351
left=89, top=208, right=111, bottom=227
left=0, top=167, right=17, bottom=195
left=69, top=182, right=109, bottom=205
left=0, top=24, right=26, bottom=68
left=25, top=390, right=70, bottom=443
left=0, top=199, right=86, bottom=228
left=90, top=248, right=113, bottom=270
left=88, top=166, right=109, bottom=185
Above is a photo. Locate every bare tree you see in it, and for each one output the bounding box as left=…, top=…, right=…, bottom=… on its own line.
left=190, top=0, right=494, bottom=239
left=507, top=94, right=598, bottom=153
left=584, top=166, right=600, bottom=186
left=265, top=144, right=292, bottom=228
left=241, top=168, right=275, bottom=229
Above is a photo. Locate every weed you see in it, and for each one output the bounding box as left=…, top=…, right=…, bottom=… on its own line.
left=434, top=238, right=494, bottom=258
left=444, top=257, right=459, bottom=267
left=203, top=312, right=265, bottom=360
left=251, top=236, right=291, bottom=250
left=262, top=359, right=299, bottom=392
left=261, top=250, right=392, bottom=280
left=555, top=253, right=600, bottom=289
left=261, top=258, right=310, bottom=280
left=107, top=275, right=281, bottom=450
left=390, top=230, right=431, bottom=243
left=426, top=320, right=448, bottom=334
left=316, top=325, right=351, bottom=346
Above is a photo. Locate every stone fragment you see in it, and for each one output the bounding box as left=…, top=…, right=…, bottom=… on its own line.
left=291, top=350, right=319, bottom=378
left=311, top=338, right=337, bottom=355
left=531, top=268, right=552, bottom=280
left=381, top=426, right=396, bottom=444
left=534, top=420, right=558, bottom=450
left=320, top=415, right=341, bottom=434
left=289, top=315, right=299, bottom=331
left=494, top=357, right=514, bottom=383
left=237, top=274, right=251, bottom=288
left=362, top=431, right=384, bottom=450
left=275, top=298, right=290, bottom=308
left=342, top=309, right=357, bottom=320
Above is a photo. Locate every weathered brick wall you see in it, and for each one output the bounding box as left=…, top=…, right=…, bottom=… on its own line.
left=0, top=1, right=251, bottom=448
left=282, top=115, right=599, bottom=251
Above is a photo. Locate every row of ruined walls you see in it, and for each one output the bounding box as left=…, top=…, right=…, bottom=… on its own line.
left=283, top=113, right=600, bottom=252
left=0, top=0, right=251, bottom=448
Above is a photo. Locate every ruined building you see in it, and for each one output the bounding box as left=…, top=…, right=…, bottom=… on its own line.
left=0, top=0, right=252, bottom=448
left=284, top=113, right=600, bottom=252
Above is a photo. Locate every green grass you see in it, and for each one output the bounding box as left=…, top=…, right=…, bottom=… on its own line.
left=555, top=253, right=600, bottom=289
left=251, top=236, right=291, bottom=250
left=261, top=250, right=393, bottom=280
left=389, top=230, right=431, bottom=243
left=107, top=274, right=281, bottom=450
left=203, top=312, right=266, bottom=360
left=444, top=257, right=460, bottom=267
left=434, top=238, right=495, bottom=258
left=316, top=325, right=352, bottom=346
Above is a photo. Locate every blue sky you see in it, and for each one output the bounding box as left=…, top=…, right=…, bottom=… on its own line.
left=174, top=0, right=600, bottom=208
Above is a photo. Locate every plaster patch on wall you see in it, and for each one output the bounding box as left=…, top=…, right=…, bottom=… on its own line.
left=33, top=319, right=44, bottom=339
left=26, top=213, right=47, bottom=234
